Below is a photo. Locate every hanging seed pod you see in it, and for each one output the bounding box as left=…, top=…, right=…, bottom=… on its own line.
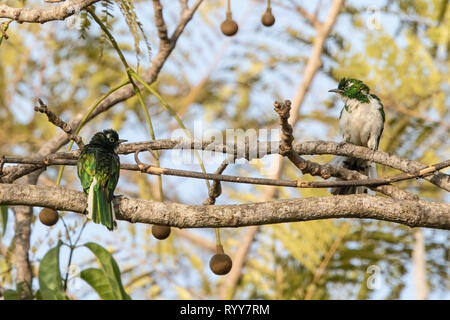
left=221, top=11, right=238, bottom=36
left=152, top=225, right=171, bottom=240
left=39, top=208, right=59, bottom=226
left=261, top=7, right=275, bottom=27
left=209, top=244, right=232, bottom=275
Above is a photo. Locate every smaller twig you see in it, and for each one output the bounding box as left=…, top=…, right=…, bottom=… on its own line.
left=203, top=159, right=229, bottom=205
left=288, top=0, right=321, bottom=29
left=0, top=155, right=5, bottom=177
left=201, top=158, right=231, bottom=247
left=179, top=0, right=188, bottom=11
left=274, top=100, right=331, bottom=179
left=313, top=0, right=323, bottom=23
left=274, top=100, right=294, bottom=155
left=34, top=99, right=84, bottom=148
left=152, top=0, right=170, bottom=46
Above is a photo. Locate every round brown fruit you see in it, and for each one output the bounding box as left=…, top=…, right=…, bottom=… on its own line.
left=261, top=8, right=275, bottom=27
left=152, top=225, right=171, bottom=240
left=209, top=253, right=233, bottom=275
left=221, top=13, right=238, bottom=36
left=39, top=208, right=59, bottom=226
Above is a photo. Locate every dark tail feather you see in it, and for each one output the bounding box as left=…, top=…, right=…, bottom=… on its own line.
left=329, top=156, right=376, bottom=195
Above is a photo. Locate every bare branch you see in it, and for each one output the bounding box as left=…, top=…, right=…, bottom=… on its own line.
left=179, top=0, right=188, bottom=12
left=203, top=159, right=229, bottom=206
left=288, top=0, right=321, bottom=29
left=3, top=138, right=448, bottom=193
left=171, top=0, right=204, bottom=42
left=0, top=184, right=448, bottom=230
left=0, top=0, right=100, bottom=24
left=3, top=154, right=447, bottom=192
left=34, top=99, right=84, bottom=148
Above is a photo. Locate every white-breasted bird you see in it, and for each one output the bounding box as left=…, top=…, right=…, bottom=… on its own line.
left=328, top=78, right=385, bottom=194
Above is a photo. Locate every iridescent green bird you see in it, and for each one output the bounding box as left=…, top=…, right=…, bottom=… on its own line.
left=77, top=129, right=127, bottom=231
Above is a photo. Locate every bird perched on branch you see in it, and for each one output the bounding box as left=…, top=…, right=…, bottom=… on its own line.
left=77, top=129, right=127, bottom=230
left=328, top=78, right=385, bottom=194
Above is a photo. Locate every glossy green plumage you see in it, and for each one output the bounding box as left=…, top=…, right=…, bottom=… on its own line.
left=77, top=129, right=124, bottom=231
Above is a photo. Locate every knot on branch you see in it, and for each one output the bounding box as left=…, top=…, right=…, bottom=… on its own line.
left=203, top=160, right=229, bottom=206
left=306, top=160, right=332, bottom=179
left=274, top=100, right=294, bottom=155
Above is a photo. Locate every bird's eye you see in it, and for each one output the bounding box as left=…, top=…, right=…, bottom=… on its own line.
left=109, top=138, right=115, bottom=142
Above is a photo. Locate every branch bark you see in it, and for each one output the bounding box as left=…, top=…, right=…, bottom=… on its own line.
left=0, top=184, right=448, bottom=230
left=218, top=0, right=346, bottom=298
left=0, top=0, right=100, bottom=23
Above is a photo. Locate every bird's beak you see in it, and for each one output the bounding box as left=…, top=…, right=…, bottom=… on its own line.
left=328, top=89, right=343, bottom=94
left=118, top=139, right=128, bottom=144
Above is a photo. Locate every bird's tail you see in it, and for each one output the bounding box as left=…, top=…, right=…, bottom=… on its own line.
left=87, top=177, right=117, bottom=231
left=329, top=156, right=376, bottom=195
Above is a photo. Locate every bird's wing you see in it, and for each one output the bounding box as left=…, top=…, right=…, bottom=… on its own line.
left=91, top=151, right=120, bottom=202
left=106, top=153, right=120, bottom=202
left=77, top=150, right=96, bottom=193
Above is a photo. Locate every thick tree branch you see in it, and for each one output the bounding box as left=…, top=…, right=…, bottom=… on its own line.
left=0, top=0, right=100, bottom=23
left=0, top=184, right=448, bottom=230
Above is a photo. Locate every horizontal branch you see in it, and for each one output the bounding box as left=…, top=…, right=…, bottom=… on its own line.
left=3, top=155, right=447, bottom=190
left=117, top=140, right=450, bottom=193
left=0, top=0, right=100, bottom=24
left=0, top=184, right=448, bottom=230
left=2, top=0, right=203, bottom=184
left=294, top=141, right=450, bottom=192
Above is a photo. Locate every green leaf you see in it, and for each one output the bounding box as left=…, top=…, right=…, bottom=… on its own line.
left=3, top=289, right=20, bottom=300
left=84, top=242, right=131, bottom=300
left=38, top=240, right=67, bottom=300
left=80, top=268, right=117, bottom=300
left=1, top=205, right=7, bottom=236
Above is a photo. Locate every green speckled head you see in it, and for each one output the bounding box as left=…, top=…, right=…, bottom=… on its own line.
left=329, top=78, right=371, bottom=103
